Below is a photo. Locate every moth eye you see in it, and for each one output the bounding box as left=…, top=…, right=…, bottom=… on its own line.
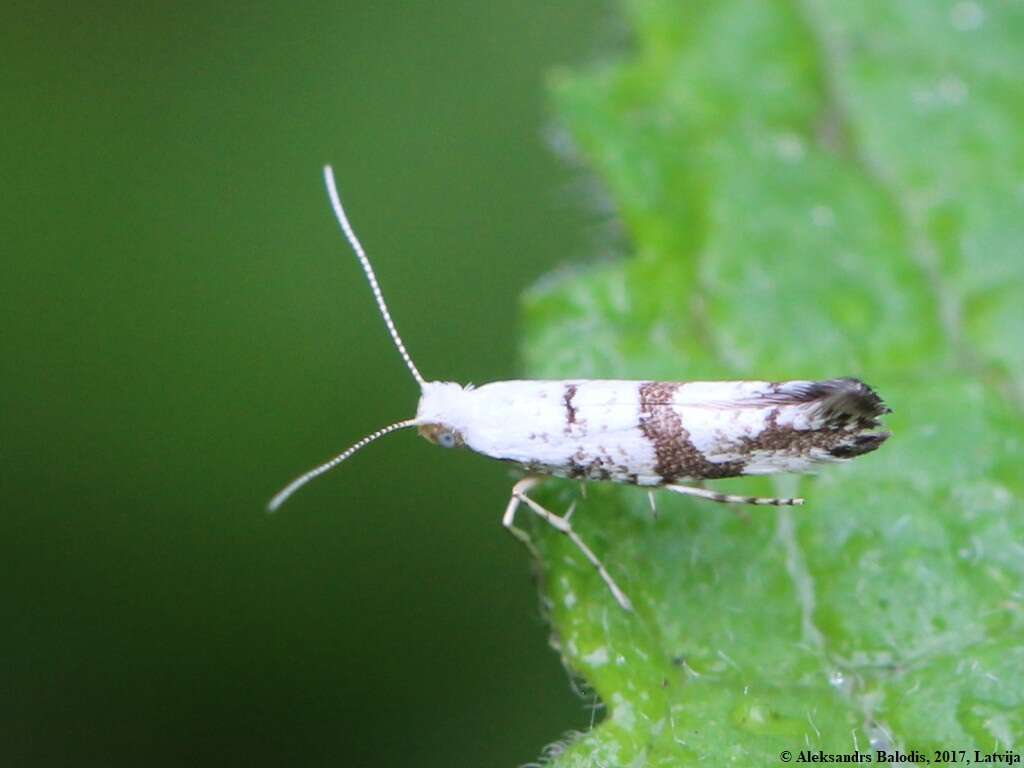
left=438, top=431, right=456, bottom=449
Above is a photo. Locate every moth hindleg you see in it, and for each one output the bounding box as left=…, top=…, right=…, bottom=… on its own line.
left=508, top=481, right=633, bottom=612
left=665, top=483, right=804, bottom=506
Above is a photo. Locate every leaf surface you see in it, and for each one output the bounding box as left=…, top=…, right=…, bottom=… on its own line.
left=522, top=2, right=1024, bottom=763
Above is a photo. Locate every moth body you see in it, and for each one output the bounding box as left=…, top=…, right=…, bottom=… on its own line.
left=415, top=378, right=889, bottom=486
left=268, top=166, right=892, bottom=612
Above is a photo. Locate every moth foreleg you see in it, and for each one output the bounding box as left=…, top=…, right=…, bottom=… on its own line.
left=502, top=476, right=545, bottom=564
left=666, top=483, right=804, bottom=507
left=514, top=486, right=633, bottom=612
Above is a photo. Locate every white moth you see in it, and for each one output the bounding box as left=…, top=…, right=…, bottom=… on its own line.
left=269, top=166, right=892, bottom=611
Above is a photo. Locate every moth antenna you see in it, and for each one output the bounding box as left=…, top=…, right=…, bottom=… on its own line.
left=323, top=165, right=426, bottom=387
left=267, top=418, right=418, bottom=512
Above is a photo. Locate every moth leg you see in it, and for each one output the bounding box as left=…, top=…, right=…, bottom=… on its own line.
left=502, top=476, right=544, bottom=564
left=676, top=480, right=752, bottom=521
left=515, top=488, right=633, bottom=612
left=564, top=499, right=577, bottom=522
left=665, top=483, right=804, bottom=506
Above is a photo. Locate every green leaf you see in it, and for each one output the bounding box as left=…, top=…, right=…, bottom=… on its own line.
left=522, top=2, right=1024, bottom=763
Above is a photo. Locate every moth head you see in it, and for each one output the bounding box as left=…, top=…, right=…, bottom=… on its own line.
left=414, top=380, right=473, bottom=444
left=417, top=423, right=464, bottom=449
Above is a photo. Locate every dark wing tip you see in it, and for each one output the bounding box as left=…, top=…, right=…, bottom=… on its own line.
left=774, top=377, right=889, bottom=420
left=828, top=430, right=891, bottom=458
left=816, top=377, right=890, bottom=419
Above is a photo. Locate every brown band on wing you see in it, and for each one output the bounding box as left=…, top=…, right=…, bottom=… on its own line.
left=562, top=383, right=579, bottom=434
left=638, top=382, right=746, bottom=483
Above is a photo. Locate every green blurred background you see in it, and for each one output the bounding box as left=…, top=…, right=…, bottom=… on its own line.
left=3, top=2, right=617, bottom=765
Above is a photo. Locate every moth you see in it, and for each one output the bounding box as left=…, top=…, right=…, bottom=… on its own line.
left=269, top=166, right=892, bottom=611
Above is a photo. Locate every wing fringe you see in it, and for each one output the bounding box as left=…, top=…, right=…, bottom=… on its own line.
left=750, top=378, right=892, bottom=462
left=768, top=377, right=891, bottom=426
